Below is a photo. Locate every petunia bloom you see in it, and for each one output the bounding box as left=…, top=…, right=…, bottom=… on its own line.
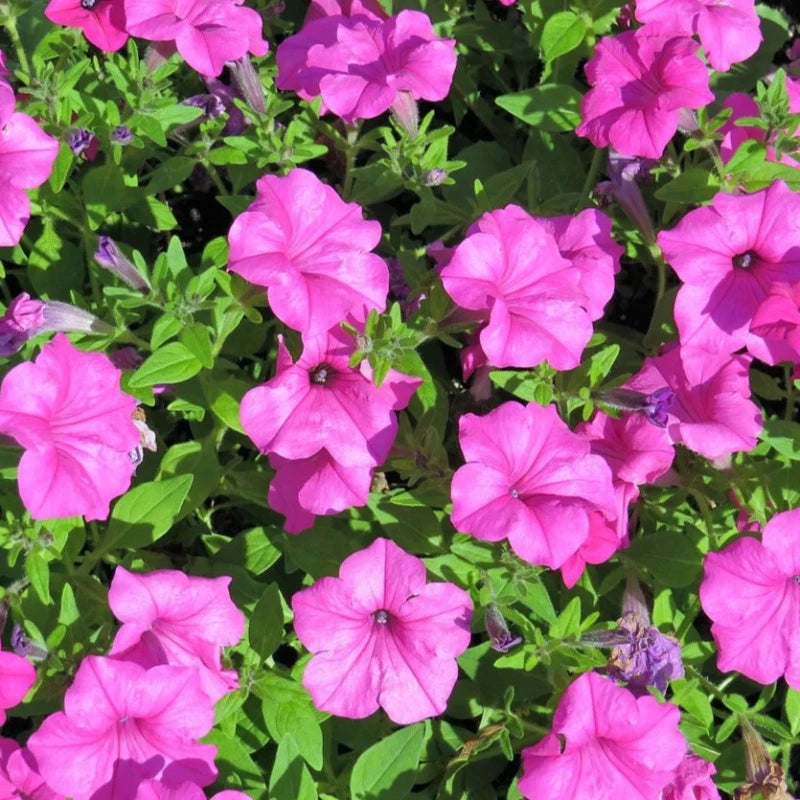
left=699, top=507, right=800, bottom=687
left=135, top=780, right=250, bottom=800
left=108, top=567, right=245, bottom=703
left=518, top=671, right=686, bottom=800
left=450, top=402, right=617, bottom=570
left=292, top=537, right=473, bottom=723
left=0, top=334, right=140, bottom=520
left=0, top=738, right=62, bottom=800
left=27, top=657, right=217, bottom=800
left=227, top=169, right=389, bottom=335
left=440, top=205, right=595, bottom=371
left=634, top=0, right=761, bottom=72
left=625, top=343, right=762, bottom=460
left=44, top=0, right=129, bottom=53
left=661, top=754, right=721, bottom=800
left=576, top=28, right=713, bottom=158
left=658, top=181, right=800, bottom=355
left=124, top=0, right=269, bottom=78
left=0, top=647, right=36, bottom=726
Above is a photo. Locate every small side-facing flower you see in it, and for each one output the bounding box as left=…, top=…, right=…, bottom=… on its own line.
left=0, top=738, right=61, bottom=800
left=0, top=646, right=36, bottom=726
left=108, top=567, right=245, bottom=703
left=44, top=0, right=129, bottom=52
left=292, top=537, right=473, bottom=723
left=228, top=169, right=389, bottom=335
left=0, top=334, right=140, bottom=520
left=450, top=402, right=617, bottom=569
left=662, top=753, right=721, bottom=800
left=576, top=28, right=713, bottom=158
left=28, top=657, right=218, bottom=800
left=519, top=671, right=686, bottom=800
left=700, top=507, right=800, bottom=688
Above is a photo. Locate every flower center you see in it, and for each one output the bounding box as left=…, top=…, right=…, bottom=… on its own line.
left=733, top=251, right=755, bottom=269
left=310, top=363, right=332, bottom=385
left=373, top=609, right=390, bottom=624
left=81, top=0, right=99, bottom=8
left=509, top=487, right=520, bottom=499
left=794, top=575, right=800, bottom=584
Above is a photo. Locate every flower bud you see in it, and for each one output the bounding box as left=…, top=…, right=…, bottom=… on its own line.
left=391, top=90, right=419, bottom=138
left=593, top=386, right=674, bottom=427
left=229, top=55, right=265, bottom=115
left=94, top=236, right=151, bottom=292
left=66, top=127, right=98, bottom=159
left=485, top=603, right=522, bottom=653
left=111, top=125, right=133, bottom=145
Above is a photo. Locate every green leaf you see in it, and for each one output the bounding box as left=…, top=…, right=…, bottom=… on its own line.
left=180, top=324, right=214, bottom=369
left=58, top=582, right=80, bottom=626
left=249, top=582, right=284, bottom=662
left=350, top=723, right=426, bottom=800
left=270, top=735, right=317, bottom=800
left=495, top=84, right=583, bottom=132
left=129, top=342, right=203, bottom=387
left=25, top=551, right=52, bottom=605
left=540, top=12, right=586, bottom=62
left=785, top=688, right=800, bottom=735
left=654, top=169, right=720, bottom=204
left=628, top=531, right=701, bottom=587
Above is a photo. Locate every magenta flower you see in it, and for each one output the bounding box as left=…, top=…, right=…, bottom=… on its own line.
left=28, top=657, right=217, bottom=800
left=440, top=205, right=594, bottom=370
left=519, top=671, right=686, bottom=800
left=136, top=781, right=250, bottom=800
left=227, top=169, right=389, bottom=334
left=658, top=181, right=800, bottom=355
left=0, top=647, right=35, bottom=726
left=0, top=334, right=140, bottom=521
left=0, top=739, right=61, bottom=800
left=0, top=99, right=59, bottom=247
left=634, top=0, right=762, bottom=72
left=292, top=537, right=473, bottom=723
left=305, top=0, right=387, bottom=23
left=576, top=28, right=713, bottom=158
left=450, top=402, right=617, bottom=569
left=700, top=508, right=800, bottom=688
left=125, top=0, right=269, bottom=78
left=108, top=567, right=245, bottom=703
left=268, top=451, right=373, bottom=533
left=559, top=510, right=626, bottom=589
left=275, top=10, right=456, bottom=127
left=748, top=284, right=800, bottom=365
left=626, top=343, right=762, bottom=460
left=661, top=754, right=721, bottom=800
left=44, top=0, right=128, bottom=53
left=240, top=329, right=419, bottom=469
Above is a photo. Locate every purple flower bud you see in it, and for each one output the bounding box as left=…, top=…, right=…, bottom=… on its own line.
left=66, top=127, right=98, bottom=159
left=11, top=624, right=48, bottom=661
left=229, top=55, right=265, bottom=115
left=485, top=604, right=522, bottom=653
left=390, top=91, right=419, bottom=138
left=423, top=169, right=448, bottom=187
left=597, top=149, right=657, bottom=242
left=109, top=347, right=144, bottom=371
left=593, top=386, right=674, bottom=428
left=94, top=236, right=151, bottom=292
left=184, top=93, right=226, bottom=119
left=111, top=125, right=133, bottom=145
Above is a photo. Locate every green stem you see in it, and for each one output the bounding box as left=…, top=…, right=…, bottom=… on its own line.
left=4, top=15, right=30, bottom=79
left=685, top=665, right=729, bottom=703
left=689, top=488, right=715, bottom=544
left=577, top=147, right=605, bottom=211
left=341, top=124, right=361, bottom=200
left=784, top=363, right=795, bottom=421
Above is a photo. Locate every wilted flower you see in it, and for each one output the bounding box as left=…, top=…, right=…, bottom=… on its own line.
left=485, top=604, right=522, bottom=652
left=735, top=716, right=795, bottom=800
left=94, top=236, right=151, bottom=292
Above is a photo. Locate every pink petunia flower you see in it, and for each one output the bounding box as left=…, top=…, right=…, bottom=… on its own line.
left=0, top=647, right=35, bottom=726
left=634, top=0, right=761, bottom=72
left=135, top=779, right=250, bottom=800
left=124, top=0, right=269, bottom=78
left=227, top=168, right=389, bottom=335
left=27, top=657, right=217, bottom=800
left=450, top=402, right=617, bottom=570
left=519, top=671, right=686, bottom=800
left=658, top=181, right=800, bottom=355
left=576, top=28, right=713, bottom=158
left=559, top=510, right=626, bottom=590
left=240, top=329, right=419, bottom=469
left=0, top=95, right=59, bottom=247
left=44, top=0, right=128, bottom=52
left=440, top=205, right=594, bottom=371
left=661, top=753, right=721, bottom=800
left=0, top=739, right=62, bottom=800
left=748, top=283, right=800, bottom=365
left=0, top=334, right=140, bottom=521
left=275, top=9, right=456, bottom=127
left=700, top=507, right=800, bottom=688
left=267, top=450, right=373, bottom=533
left=626, top=343, right=762, bottom=460
left=305, top=0, right=387, bottom=23
left=291, top=537, right=473, bottom=723
left=107, top=567, right=245, bottom=703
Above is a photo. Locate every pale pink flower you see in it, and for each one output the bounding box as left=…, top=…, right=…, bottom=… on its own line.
left=519, top=671, right=686, bottom=800
left=0, top=648, right=35, bottom=726
left=227, top=168, right=388, bottom=334
left=626, top=343, right=762, bottom=460
left=268, top=450, right=373, bottom=533
left=450, top=402, right=617, bottom=570
left=700, top=508, right=800, bottom=687
left=135, top=780, right=250, bottom=800
left=576, top=28, right=713, bottom=158
left=125, top=0, right=269, bottom=78
left=0, top=101, right=59, bottom=247
left=240, top=329, right=419, bottom=469
left=28, top=657, right=217, bottom=800
left=440, top=205, right=594, bottom=370
left=108, top=567, right=244, bottom=703
left=275, top=10, right=456, bottom=126
left=662, top=754, right=721, bottom=800
left=634, top=0, right=761, bottom=72
left=292, top=537, right=473, bottom=723
left=45, top=0, right=128, bottom=52
left=0, top=334, right=140, bottom=520
left=0, top=739, right=61, bottom=800
left=658, top=181, right=800, bottom=355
